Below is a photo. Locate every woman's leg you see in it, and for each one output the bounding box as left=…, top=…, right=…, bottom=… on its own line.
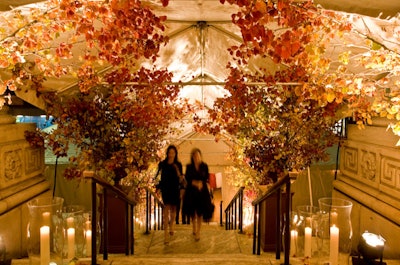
left=169, top=205, right=177, bottom=235
left=163, top=204, right=171, bottom=243
left=192, top=214, right=196, bottom=235
left=196, top=214, right=202, bottom=240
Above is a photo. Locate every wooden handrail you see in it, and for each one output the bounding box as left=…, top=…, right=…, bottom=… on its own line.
left=83, top=171, right=136, bottom=265
left=252, top=174, right=291, bottom=265
left=224, top=186, right=244, bottom=233
left=252, top=175, right=289, bottom=206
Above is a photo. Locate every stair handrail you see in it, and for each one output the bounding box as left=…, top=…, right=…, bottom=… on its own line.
left=83, top=171, right=136, bottom=265
left=143, top=186, right=164, bottom=234
left=252, top=174, right=292, bottom=265
left=224, top=186, right=244, bottom=233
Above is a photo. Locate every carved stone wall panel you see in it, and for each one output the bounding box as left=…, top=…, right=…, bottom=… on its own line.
left=4, top=148, right=23, bottom=181
left=25, top=147, right=44, bottom=177
left=0, top=142, right=44, bottom=190
left=360, top=150, right=377, bottom=181
left=381, top=156, right=400, bottom=190
left=341, top=146, right=358, bottom=177
left=340, top=139, right=397, bottom=190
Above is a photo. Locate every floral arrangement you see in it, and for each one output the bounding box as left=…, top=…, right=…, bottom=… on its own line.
left=1, top=0, right=399, bottom=187
left=15, top=0, right=191, bottom=184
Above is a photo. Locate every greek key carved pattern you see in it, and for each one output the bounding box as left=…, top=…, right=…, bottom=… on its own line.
left=25, top=148, right=42, bottom=174
left=343, top=147, right=358, bottom=174
left=4, top=149, right=23, bottom=181
left=381, top=157, right=400, bottom=189
left=360, top=151, right=376, bottom=181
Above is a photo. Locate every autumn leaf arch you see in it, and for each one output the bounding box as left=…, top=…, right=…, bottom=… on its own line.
left=2, top=0, right=399, bottom=184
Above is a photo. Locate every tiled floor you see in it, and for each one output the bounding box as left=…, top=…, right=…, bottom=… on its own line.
left=11, top=222, right=400, bottom=265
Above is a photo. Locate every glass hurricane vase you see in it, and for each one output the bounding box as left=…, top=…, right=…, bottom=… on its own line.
left=317, top=197, right=353, bottom=265
left=26, top=196, right=64, bottom=265
left=296, top=205, right=320, bottom=263
left=62, top=205, right=86, bottom=262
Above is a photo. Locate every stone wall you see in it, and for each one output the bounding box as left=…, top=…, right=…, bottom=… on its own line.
left=335, top=118, right=400, bottom=259
left=0, top=106, right=50, bottom=259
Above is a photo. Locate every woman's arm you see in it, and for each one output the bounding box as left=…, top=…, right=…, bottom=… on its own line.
left=202, top=163, right=209, bottom=182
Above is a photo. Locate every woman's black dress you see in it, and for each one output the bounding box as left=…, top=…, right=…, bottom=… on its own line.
left=157, top=160, right=182, bottom=206
left=183, top=162, right=214, bottom=219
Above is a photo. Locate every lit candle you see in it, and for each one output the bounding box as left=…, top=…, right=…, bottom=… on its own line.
left=40, top=226, right=50, bottom=265
left=66, top=217, right=74, bottom=228
left=86, top=229, right=92, bottom=257
left=67, top=228, right=75, bottom=260
left=304, top=226, right=312, bottom=257
left=331, top=211, right=338, bottom=226
left=42, top=212, right=51, bottom=227
left=290, top=229, right=298, bottom=256
left=330, top=225, right=339, bottom=265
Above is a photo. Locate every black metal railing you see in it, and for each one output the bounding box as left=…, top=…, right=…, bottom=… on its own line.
left=144, top=187, right=164, bottom=234
left=84, top=172, right=136, bottom=265
left=252, top=174, right=292, bottom=265
left=224, top=186, right=244, bottom=233
left=219, top=200, right=223, bottom=226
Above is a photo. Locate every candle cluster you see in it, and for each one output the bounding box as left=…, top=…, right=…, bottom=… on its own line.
left=38, top=210, right=93, bottom=265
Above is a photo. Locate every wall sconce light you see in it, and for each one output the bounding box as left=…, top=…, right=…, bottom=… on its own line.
left=352, top=231, right=386, bottom=265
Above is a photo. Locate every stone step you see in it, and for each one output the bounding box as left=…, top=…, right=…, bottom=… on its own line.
left=105, top=253, right=272, bottom=265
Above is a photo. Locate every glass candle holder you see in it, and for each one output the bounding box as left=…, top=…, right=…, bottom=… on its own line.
left=297, top=205, right=320, bottom=262
left=62, top=205, right=86, bottom=262
left=282, top=211, right=300, bottom=258
left=317, top=197, right=353, bottom=265
left=83, top=211, right=101, bottom=258
left=26, top=196, right=64, bottom=265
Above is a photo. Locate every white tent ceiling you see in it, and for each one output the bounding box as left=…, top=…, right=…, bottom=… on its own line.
left=1, top=0, right=399, bottom=17
left=1, top=0, right=400, bottom=111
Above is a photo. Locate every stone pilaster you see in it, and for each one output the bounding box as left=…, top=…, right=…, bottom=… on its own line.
left=336, top=118, right=400, bottom=259
left=0, top=106, right=50, bottom=259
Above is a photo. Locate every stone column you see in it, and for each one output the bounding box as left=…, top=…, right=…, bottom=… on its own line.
left=335, top=118, right=400, bottom=259
left=0, top=106, right=50, bottom=259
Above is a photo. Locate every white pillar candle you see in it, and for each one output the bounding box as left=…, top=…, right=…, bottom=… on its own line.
left=40, top=226, right=50, bottom=265
left=86, top=229, right=92, bottom=257
left=67, top=228, right=75, bottom=260
left=290, top=229, right=298, bottom=256
left=304, top=226, right=312, bottom=257
left=330, top=225, right=339, bottom=265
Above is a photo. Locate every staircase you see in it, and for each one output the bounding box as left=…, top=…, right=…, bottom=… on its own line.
left=10, top=223, right=400, bottom=265
left=10, top=222, right=311, bottom=265
left=111, top=222, right=275, bottom=265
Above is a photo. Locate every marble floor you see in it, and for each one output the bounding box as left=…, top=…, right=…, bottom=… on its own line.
left=11, top=222, right=400, bottom=265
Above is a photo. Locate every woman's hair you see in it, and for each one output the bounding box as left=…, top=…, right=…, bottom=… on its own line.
left=165, top=144, right=179, bottom=163
left=190, top=147, right=202, bottom=164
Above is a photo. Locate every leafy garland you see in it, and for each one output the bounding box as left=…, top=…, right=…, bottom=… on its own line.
left=2, top=0, right=400, bottom=185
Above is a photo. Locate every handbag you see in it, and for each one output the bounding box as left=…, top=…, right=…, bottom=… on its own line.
left=203, top=183, right=215, bottom=221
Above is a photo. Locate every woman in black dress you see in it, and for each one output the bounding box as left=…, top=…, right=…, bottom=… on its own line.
left=156, top=145, right=184, bottom=244
left=183, top=148, right=213, bottom=241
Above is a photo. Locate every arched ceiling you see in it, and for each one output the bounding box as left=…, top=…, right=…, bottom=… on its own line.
left=1, top=0, right=400, bottom=113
